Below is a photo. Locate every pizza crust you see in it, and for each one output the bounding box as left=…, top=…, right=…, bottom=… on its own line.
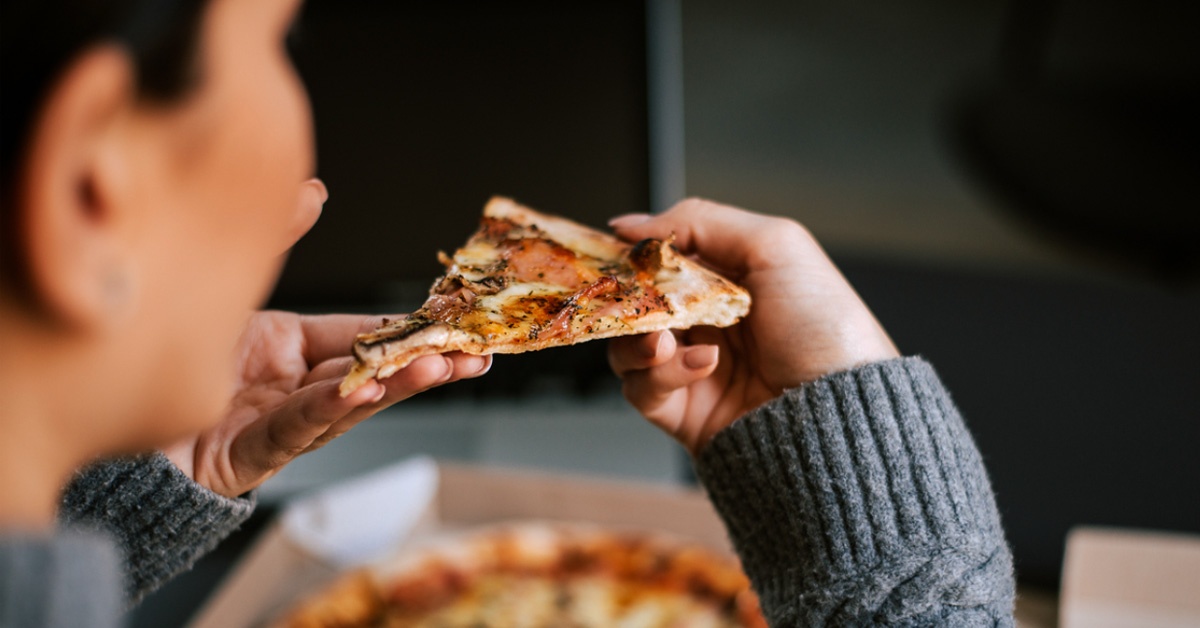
left=340, top=197, right=751, bottom=396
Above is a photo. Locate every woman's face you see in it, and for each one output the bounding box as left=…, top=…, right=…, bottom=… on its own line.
left=117, top=0, right=315, bottom=443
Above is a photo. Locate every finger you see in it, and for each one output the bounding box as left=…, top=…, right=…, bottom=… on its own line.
left=372, top=352, right=491, bottom=406
left=299, top=313, right=402, bottom=368
left=231, top=377, right=384, bottom=475
left=381, top=350, right=488, bottom=388
left=305, top=351, right=491, bottom=410
left=621, top=344, right=719, bottom=419
left=607, top=330, right=676, bottom=377
left=304, top=356, right=356, bottom=386
left=300, top=352, right=493, bottom=453
left=445, top=352, right=492, bottom=382
left=609, top=198, right=813, bottom=274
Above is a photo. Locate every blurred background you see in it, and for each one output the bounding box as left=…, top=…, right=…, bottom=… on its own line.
left=136, top=0, right=1198, bottom=624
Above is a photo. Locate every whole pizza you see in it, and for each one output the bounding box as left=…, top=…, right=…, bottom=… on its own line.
left=273, top=523, right=766, bottom=627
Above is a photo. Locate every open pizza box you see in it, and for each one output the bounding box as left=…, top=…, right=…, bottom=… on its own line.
left=188, top=457, right=734, bottom=628
left=188, top=456, right=1200, bottom=628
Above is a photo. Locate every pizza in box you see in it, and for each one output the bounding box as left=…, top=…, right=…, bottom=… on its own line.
left=273, top=522, right=766, bottom=627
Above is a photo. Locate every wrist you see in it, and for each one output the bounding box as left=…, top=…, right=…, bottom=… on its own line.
left=790, top=308, right=900, bottom=387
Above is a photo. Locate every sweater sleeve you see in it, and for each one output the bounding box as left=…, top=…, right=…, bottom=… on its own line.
left=0, top=529, right=124, bottom=628
left=58, top=452, right=256, bottom=604
left=695, top=357, right=1014, bottom=626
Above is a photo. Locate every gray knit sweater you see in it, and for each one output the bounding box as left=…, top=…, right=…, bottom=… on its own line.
left=57, top=453, right=256, bottom=602
left=0, top=357, right=1014, bottom=627
left=696, top=357, right=1014, bottom=625
left=0, top=453, right=254, bottom=627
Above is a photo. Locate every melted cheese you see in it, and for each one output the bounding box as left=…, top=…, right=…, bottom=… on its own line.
left=431, top=233, right=670, bottom=346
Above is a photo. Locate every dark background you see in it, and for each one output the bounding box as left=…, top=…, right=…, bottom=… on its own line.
left=271, top=1, right=649, bottom=308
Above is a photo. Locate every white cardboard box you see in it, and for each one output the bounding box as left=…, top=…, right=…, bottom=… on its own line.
left=1059, top=527, right=1200, bottom=628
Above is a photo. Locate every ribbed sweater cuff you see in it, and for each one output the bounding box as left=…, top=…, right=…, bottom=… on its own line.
left=0, top=529, right=122, bottom=628
left=696, top=357, right=1013, bottom=625
left=59, top=452, right=256, bottom=604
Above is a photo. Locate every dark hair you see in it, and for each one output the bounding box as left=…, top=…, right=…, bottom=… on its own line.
left=1, top=0, right=208, bottom=292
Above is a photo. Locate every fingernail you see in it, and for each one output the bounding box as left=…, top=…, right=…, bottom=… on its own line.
left=474, top=355, right=492, bottom=375
left=640, top=332, right=669, bottom=359
left=370, top=384, right=387, bottom=404
left=608, top=213, right=653, bottom=228
left=683, top=345, right=719, bottom=369
left=442, top=356, right=455, bottom=381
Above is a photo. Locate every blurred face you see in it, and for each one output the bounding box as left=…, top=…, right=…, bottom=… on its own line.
left=117, top=0, right=314, bottom=443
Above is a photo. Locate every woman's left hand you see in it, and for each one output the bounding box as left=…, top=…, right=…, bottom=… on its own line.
left=162, top=311, right=490, bottom=498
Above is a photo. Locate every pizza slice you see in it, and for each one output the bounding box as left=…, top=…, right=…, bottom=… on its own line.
left=339, top=197, right=751, bottom=396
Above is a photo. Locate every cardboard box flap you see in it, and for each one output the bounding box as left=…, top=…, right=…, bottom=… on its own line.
left=1060, top=526, right=1200, bottom=628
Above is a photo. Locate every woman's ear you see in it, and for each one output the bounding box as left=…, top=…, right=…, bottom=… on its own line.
left=17, top=44, right=138, bottom=330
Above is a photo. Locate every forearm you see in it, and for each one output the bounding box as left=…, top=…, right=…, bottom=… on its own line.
left=696, top=357, right=1014, bottom=626
left=58, top=452, right=255, bottom=604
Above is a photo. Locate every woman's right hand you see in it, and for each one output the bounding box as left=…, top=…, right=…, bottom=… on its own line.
left=607, top=199, right=899, bottom=455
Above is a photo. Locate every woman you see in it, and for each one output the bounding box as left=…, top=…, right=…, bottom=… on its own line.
left=2, top=0, right=490, bottom=622
left=1, top=0, right=1014, bottom=626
